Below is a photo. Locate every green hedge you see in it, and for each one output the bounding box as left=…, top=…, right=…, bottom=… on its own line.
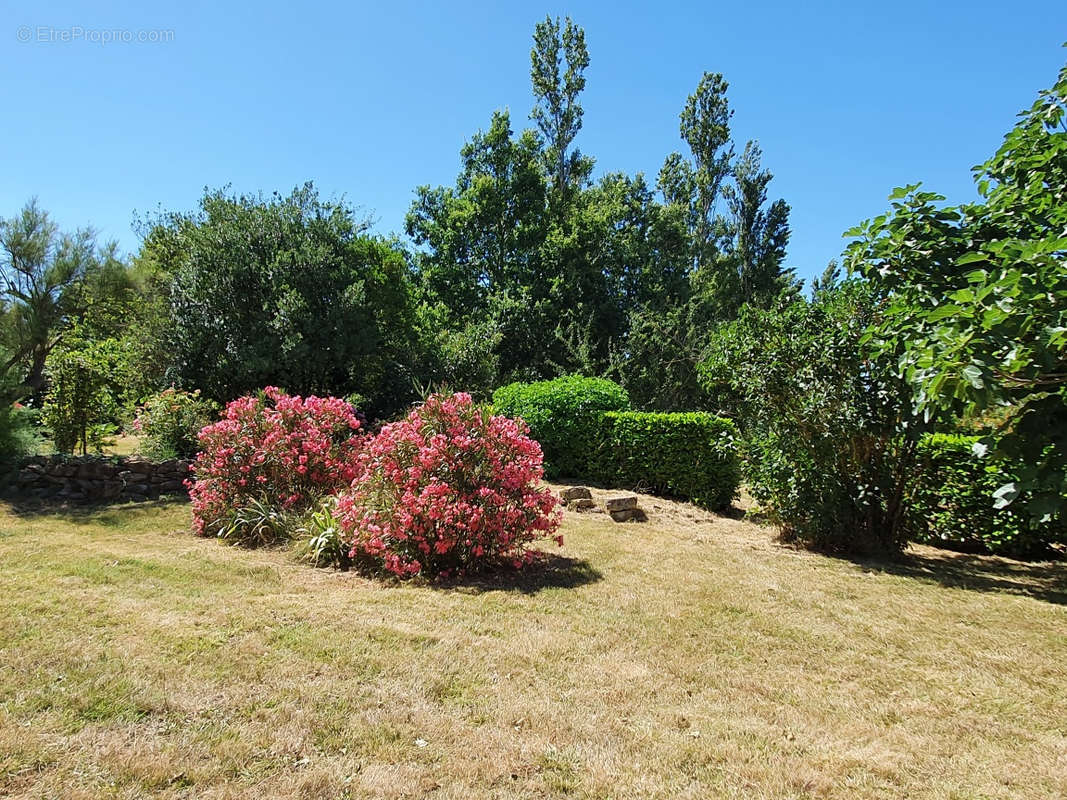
left=907, top=433, right=1066, bottom=558
left=492, top=376, right=631, bottom=479
left=595, top=411, right=740, bottom=510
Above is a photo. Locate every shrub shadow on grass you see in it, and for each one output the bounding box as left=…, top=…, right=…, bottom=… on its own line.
left=716, top=504, right=750, bottom=521
left=851, top=548, right=1067, bottom=606
left=435, top=553, right=603, bottom=596
left=0, top=494, right=188, bottom=525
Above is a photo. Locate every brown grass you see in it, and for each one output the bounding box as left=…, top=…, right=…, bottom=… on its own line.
left=0, top=487, right=1065, bottom=799
left=103, top=434, right=142, bottom=457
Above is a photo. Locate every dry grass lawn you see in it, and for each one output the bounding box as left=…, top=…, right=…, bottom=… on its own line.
left=1, top=487, right=1065, bottom=799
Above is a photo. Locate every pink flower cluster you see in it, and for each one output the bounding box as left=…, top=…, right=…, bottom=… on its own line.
left=336, top=392, right=562, bottom=578
left=189, top=387, right=364, bottom=536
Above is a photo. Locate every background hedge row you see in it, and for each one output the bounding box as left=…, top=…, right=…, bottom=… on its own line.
left=906, top=433, right=1066, bottom=558
left=492, top=376, right=630, bottom=479
left=594, top=411, right=740, bottom=510
left=494, top=376, right=741, bottom=510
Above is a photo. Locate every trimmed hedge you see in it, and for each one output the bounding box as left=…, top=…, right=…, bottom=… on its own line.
left=595, top=411, right=740, bottom=510
left=492, top=376, right=630, bottom=479
left=907, top=433, right=1066, bottom=558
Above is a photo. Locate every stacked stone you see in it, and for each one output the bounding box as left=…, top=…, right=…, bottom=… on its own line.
left=558, top=486, right=643, bottom=522
left=10, top=455, right=193, bottom=503
left=559, top=485, right=596, bottom=509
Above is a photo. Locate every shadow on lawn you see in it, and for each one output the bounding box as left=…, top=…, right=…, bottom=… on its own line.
left=854, top=549, right=1067, bottom=606
left=436, top=553, right=603, bottom=596
left=0, top=494, right=188, bottom=525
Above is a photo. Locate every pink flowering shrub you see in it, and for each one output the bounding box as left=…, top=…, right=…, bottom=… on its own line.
left=336, top=392, right=562, bottom=578
left=189, top=387, right=365, bottom=540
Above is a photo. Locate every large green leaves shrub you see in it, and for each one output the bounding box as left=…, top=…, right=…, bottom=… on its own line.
left=492, top=376, right=630, bottom=478
left=907, top=433, right=1066, bottom=558
left=701, top=282, right=927, bottom=554
left=595, top=411, right=739, bottom=509
left=846, top=58, right=1067, bottom=522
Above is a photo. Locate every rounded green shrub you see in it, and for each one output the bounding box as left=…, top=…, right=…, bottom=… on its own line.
left=595, top=411, right=740, bottom=510
left=492, top=376, right=630, bottom=479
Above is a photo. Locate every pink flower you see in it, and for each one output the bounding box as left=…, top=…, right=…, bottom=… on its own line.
left=189, top=388, right=365, bottom=537
left=337, top=392, right=561, bottom=578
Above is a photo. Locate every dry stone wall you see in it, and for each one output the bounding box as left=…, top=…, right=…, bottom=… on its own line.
left=9, top=455, right=192, bottom=503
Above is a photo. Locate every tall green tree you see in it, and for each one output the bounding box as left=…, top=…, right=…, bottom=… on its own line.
left=659, top=72, right=734, bottom=274
left=407, top=110, right=555, bottom=381
left=407, top=110, right=548, bottom=323
left=658, top=76, right=794, bottom=318
left=0, top=199, right=128, bottom=402
left=722, top=141, right=796, bottom=308
left=530, top=16, right=593, bottom=205
left=542, top=173, right=682, bottom=376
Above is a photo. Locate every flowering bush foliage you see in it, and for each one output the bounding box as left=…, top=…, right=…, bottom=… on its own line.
left=189, top=387, right=365, bottom=540
left=133, top=388, right=218, bottom=460
left=337, top=392, right=562, bottom=578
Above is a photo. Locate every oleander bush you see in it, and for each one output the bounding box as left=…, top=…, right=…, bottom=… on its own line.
left=907, top=433, right=1066, bottom=558
left=133, top=388, right=219, bottom=460
left=595, top=411, right=740, bottom=510
left=337, top=392, right=562, bottom=578
left=492, top=376, right=630, bottom=478
left=189, top=387, right=365, bottom=543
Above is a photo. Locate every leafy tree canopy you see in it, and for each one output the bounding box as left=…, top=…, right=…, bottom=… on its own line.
left=0, top=199, right=131, bottom=403
left=144, top=183, right=423, bottom=417
left=846, top=55, right=1067, bottom=520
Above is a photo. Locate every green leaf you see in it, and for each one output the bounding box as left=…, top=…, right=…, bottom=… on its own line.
left=927, top=305, right=964, bottom=322
left=961, top=365, right=984, bottom=389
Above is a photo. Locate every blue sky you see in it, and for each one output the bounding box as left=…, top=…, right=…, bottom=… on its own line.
left=3, top=0, right=1065, bottom=283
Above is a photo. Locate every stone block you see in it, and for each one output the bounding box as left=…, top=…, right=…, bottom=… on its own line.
left=604, top=495, right=638, bottom=512
left=560, top=486, right=593, bottom=502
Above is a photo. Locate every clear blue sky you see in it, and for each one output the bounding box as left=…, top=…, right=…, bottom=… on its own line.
left=3, top=0, right=1065, bottom=283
